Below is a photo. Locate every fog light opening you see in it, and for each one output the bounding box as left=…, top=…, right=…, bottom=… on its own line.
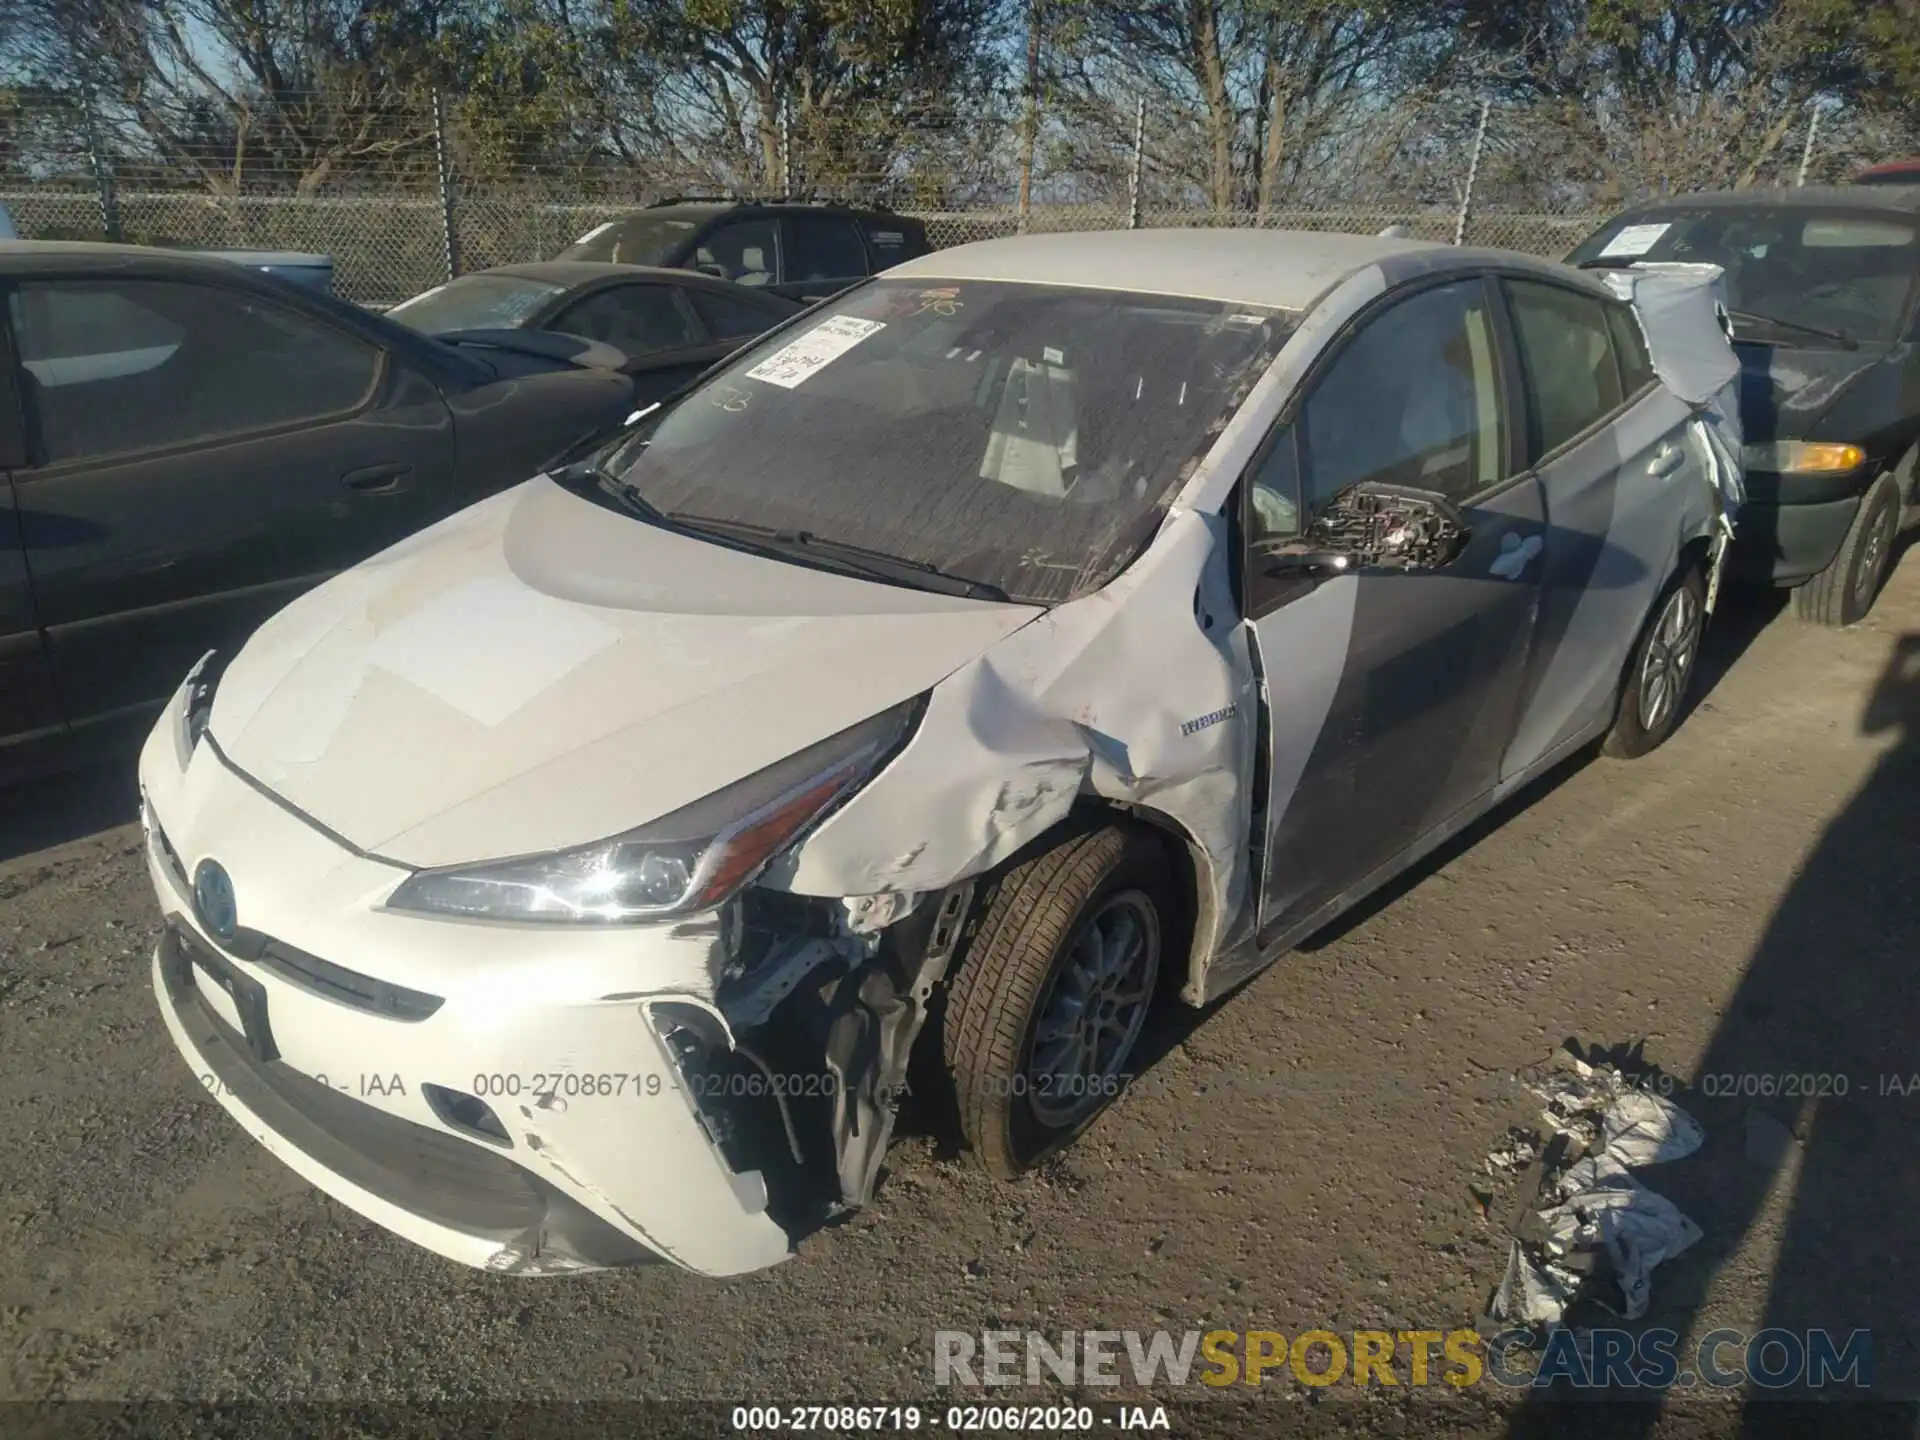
left=423, top=1083, right=512, bottom=1146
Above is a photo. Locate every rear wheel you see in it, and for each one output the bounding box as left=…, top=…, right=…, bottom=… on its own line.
left=943, top=826, right=1170, bottom=1179
left=1603, top=564, right=1706, bottom=759
left=1794, top=472, right=1901, bottom=628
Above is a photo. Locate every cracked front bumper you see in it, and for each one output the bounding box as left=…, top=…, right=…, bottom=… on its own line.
left=140, top=713, right=792, bottom=1278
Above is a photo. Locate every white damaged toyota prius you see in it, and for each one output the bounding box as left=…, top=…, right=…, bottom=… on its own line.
left=140, top=229, right=1744, bottom=1277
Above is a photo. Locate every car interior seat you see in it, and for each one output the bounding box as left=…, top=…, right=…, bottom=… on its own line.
left=978, top=350, right=1079, bottom=498
left=735, top=246, right=773, bottom=287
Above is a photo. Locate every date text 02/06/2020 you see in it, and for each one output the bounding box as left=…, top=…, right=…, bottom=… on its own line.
left=729, top=1405, right=1167, bottom=1432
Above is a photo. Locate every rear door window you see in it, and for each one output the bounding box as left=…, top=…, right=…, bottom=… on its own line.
left=549, top=284, right=697, bottom=355
left=10, top=279, right=381, bottom=465
left=1502, top=279, right=1626, bottom=461
left=781, top=216, right=870, bottom=285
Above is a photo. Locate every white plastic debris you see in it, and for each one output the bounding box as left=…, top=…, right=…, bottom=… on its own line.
left=1494, top=1240, right=1582, bottom=1326
left=1488, top=1057, right=1706, bottom=1329
left=1537, top=1155, right=1704, bottom=1321
left=1483, top=1129, right=1539, bottom=1174
left=1601, top=1089, right=1704, bottom=1167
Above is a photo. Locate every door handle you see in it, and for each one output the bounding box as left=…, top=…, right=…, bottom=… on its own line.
left=1647, top=443, right=1686, bottom=478
left=341, top=462, right=413, bottom=494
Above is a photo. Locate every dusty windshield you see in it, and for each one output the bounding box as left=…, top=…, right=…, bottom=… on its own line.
left=598, top=279, right=1291, bottom=605
left=387, top=275, right=564, bottom=333
left=1569, top=207, right=1919, bottom=345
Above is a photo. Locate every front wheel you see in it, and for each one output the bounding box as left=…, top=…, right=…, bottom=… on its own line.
left=942, top=826, right=1171, bottom=1179
left=1794, top=472, right=1902, bottom=628
left=1604, top=564, right=1706, bottom=759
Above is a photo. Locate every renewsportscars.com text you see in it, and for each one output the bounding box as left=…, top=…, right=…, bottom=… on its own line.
left=933, top=1328, right=1872, bottom=1390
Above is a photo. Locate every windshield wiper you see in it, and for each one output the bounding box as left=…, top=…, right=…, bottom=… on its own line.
left=1726, top=309, right=1859, bottom=350
left=665, top=513, right=1011, bottom=601
left=550, top=452, right=668, bottom=524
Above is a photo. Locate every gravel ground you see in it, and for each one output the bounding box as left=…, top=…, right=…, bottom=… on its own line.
left=0, top=549, right=1915, bottom=1439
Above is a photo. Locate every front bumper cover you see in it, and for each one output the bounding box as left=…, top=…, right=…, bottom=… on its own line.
left=140, top=716, right=793, bottom=1278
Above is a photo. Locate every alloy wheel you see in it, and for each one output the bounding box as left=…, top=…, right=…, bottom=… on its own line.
left=1024, top=891, right=1160, bottom=1129
left=1852, top=494, right=1898, bottom=610
left=1638, top=585, right=1701, bottom=734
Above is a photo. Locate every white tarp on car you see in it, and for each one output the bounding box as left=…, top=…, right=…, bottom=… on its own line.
left=1603, top=261, right=1746, bottom=607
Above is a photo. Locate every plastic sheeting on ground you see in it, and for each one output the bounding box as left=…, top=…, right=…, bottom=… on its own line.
left=1488, top=1058, right=1705, bottom=1328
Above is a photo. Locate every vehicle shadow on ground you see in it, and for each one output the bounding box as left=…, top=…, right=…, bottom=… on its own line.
left=1684, top=584, right=1787, bottom=721
left=1503, top=631, right=1920, bottom=1434
left=0, top=757, right=140, bottom=868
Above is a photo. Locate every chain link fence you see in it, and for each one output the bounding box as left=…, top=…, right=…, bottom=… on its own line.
left=0, top=185, right=1611, bottom=308
left=1, top=84, right=1805, bottom=307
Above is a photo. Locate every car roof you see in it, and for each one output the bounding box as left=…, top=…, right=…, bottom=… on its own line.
left=0, top=238, right=237, bottom=267
left=1610, top=185, right=1920, bottom=218
left=630, top=199, right=909, bottom=222
left=470, top=260, right=704, bottom=288
left=883, top=227, right=1450, bottom=311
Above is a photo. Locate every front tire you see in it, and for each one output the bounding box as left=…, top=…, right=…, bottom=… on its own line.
left=1604, top=563, right=1706, bottom=759
left=1794, top=472, right=1901, bottom=628
left=943, top=826, right=1170, bottom=1179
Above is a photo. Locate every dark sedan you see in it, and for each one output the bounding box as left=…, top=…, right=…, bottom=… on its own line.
left=0, top=242, right=639, bottom=781
left=1569, top=187, right=1920, bottom=626
left=386, top=262, right=805, bottom=408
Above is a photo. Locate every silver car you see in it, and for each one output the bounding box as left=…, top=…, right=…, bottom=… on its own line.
left=139, top=229, right=1742, bottom=1277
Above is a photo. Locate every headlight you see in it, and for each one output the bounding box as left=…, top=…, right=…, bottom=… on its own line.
left=172, top=650, right=225, bottom=769
left=385, top=701, right=919, bottom=924
left=1741, top=441, right=1866, bottom=475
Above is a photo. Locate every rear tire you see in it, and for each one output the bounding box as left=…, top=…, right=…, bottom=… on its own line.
left=1603, top=563, right=1707, bottom=760
left=943, top=826, right=1171, bottom=1179
left=1794, top=472, right=1901, bottom=628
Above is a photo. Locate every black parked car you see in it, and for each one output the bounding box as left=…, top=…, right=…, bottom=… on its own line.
left=1568, top=187, right=1920, bottom=626
left=556, top=197, right=930, bottom=303
left=0, top=242, right=637, bottom=781
left=387, top=261, right=804, bottom=408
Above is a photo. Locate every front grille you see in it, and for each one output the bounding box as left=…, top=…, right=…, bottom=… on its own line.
left=144, top=802, right=443, bottom=1023
left=251, top=936, right=443, bottom=1022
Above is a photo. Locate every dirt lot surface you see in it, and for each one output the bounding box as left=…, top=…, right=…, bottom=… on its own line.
left=1, top=550, right=1915, bottom=1439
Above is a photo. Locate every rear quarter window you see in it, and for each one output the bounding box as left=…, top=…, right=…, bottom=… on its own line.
left=864, top=220, right=929, bottom=266
left=1605, top=302, right=1658, bottom=397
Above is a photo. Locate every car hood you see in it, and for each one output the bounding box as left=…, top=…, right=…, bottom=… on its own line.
left=1734, top=340, right=1887, bottom=440
left=207, top=477, right=1041, bottom=868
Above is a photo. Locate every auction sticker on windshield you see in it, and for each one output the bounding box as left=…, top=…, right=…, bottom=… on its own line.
left=746, top=316, right=886, bottom=389
left=1599, top=222, right=1672, bottom=259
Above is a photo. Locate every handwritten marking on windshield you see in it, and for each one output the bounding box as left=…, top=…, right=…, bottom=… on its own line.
left=709, top=384, right=752, bottom=413
left=1020, top=548, right=1083, bottom=572
left=915, top=288, right=964, bottom=316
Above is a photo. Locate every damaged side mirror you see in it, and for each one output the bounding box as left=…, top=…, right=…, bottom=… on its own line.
left=1261, top=481, right=1469, bottom=577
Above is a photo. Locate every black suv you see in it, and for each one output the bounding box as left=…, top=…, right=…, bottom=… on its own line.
left=557, top=198, right=931, bottom=304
